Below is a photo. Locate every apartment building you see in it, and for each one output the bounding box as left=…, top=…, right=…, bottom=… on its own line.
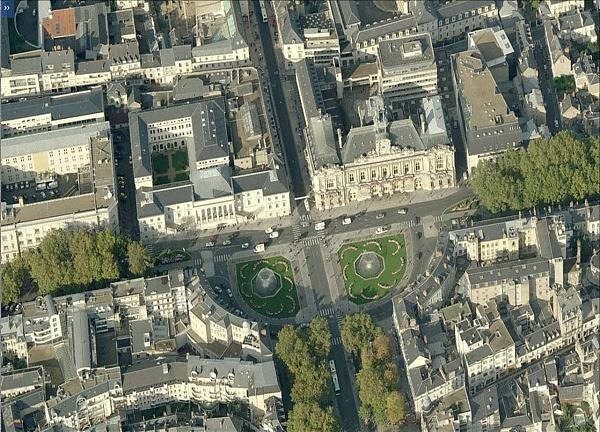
left=455, top=306, right=516, bottom=394
left=121, top=357, right=281, bottom=414
left=393, top=298, right=466, bottom=413
left=21, top=295, right=63, bottom=346
left=377, top=33, right=438, bottom=103
left=544, top=21, right=572, bottom=78
left=0, top=88, right=104, bottom=138
left=452, top=50, right=522, bottom=172
left=0, top=314, right=28, bottom=361
left=0, top=122, right=119, bottom=262
left=542, top=0, right=584, bottom=18
left=459, top=257, right=552, bottom=306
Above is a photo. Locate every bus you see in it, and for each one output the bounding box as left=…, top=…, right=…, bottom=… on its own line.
left=329, top=360, right=341, bottom=395
left=259, top=0, right=268, bottom=23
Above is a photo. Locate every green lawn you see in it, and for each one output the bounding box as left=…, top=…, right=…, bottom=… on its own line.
left=152, top=153, right=169, bottom=175
left=172, top=150, right=189, bottom=171
left=338, top=234, right=407, bottom=304
left=235, top=257, right=299, bottom=318
left=174, top=172, right=190, bottom=182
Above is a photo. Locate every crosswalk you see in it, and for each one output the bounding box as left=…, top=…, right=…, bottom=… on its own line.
left=214, top=254, right=230, bottom=263
left=318, top=307, right=336, bottom=317
left=303, top=236, right=323, bottom=247
left=332, top=336, right=342, bottom=345
left=146, top=244, right=156, bottom=256
left=397, top=219, right=417, bottom=229
left=300, top=214, right=311, bottom=222
left=434, top=215, right=444, bottom=223
left=292, top=225, right=301, bottom=241
left=193, top=258, right=202, bottom=266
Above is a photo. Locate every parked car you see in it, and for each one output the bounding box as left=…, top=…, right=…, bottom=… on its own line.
left=376, top=226, right=390, bottom=234
left=205, top=241, right=215, bottom=247
left=222, top=239, right=232, bottom=246
left=265, top=227, right=274, bottom=234
left=241, top=242, right=250, bottom=249
left=342, top=217, right=352, bottom=225
left=376, top=212, right=385, bottom=220
left=269, top=231, right=279, bottom=239
left=397, top=208, right=408, bottom=215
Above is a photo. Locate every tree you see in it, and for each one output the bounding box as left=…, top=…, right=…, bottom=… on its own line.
left=290, top=365, right=329, bottom=404
left=128, top=241, right=154, bottom=276
left=27, top=229, right=73, bottom=294
left=386, top=391, right=407, bottom=425
left=340, top=313, right=383, bottom=353
left=372, top=334, right=392, bottom=363
left=307, top=316, right=332, bottom=361
left=1, top=257, right=30, bottom=303
left=275, top=325, right=312, bottom=375
left=287, top=402, right=339, bottom=432
left=471, top=133, right=600, bottom=213
left=356, top=364, right=388, bottom=425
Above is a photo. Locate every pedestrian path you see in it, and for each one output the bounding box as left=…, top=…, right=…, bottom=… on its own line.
left=214, top=254, right=231, bottom=263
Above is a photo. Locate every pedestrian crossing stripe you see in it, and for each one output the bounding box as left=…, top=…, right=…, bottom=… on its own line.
left=332, top=336, right=342, bottom=345
left=318, top=307, right=335, bottom=317
left=214, top=255, right=230, bottom=263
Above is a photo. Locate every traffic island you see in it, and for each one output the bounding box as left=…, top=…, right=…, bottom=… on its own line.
left=235, top=256, right=299, bottom=318
left=338, top=234, right=407, bottom=304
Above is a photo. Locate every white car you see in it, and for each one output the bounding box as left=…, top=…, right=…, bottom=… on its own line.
left=265, top=227, right=274, bottom=234
left=376, top=226, right=390, bottom=234
left=269, top=231, right=280, bottom=239
left=342, top=217, right=352, bottom=225
left=397, top=208, right=408, bottom=215
left=314, top=221, right=326, bottom=231
left=205, top=241, right=215, bottom=247
left=222, top=239, right=232, bottom=246
left=241, top=242, right=250, bottom=249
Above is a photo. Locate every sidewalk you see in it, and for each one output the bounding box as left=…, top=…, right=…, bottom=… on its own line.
left=312, top=187, right=462, bottom=221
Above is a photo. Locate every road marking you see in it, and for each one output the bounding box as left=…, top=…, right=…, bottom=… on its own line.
left=332, top=336, right=342, bottom=345
left=194, top=258, right=201, bottom=266
left=292, top=225, right=301, bottom=241
left=434, top=215, right=444, bottom=222
left=303, top=236, right=321, bottom=247
left=300, top=214, right=311, bottom=222
left=319, top=307, right=334, bottom=317
left=214, top=254, right=230, bottom=263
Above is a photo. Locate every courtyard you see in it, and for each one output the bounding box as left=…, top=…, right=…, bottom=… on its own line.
left=152, top=149, right=189, bottom=186
left=338, top=234, right=407, bottom=304
left=235, top=257, right=299, bottom=318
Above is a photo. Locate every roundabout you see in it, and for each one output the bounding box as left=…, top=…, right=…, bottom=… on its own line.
left=235, top=256, right=299, bottom=318
left=338, top=234, right=407, bottom=304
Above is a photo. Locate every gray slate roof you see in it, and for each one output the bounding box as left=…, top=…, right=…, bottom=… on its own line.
left=1, top=88, right=104, bottom=122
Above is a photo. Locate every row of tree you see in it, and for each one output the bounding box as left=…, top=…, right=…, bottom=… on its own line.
left=1, top=229, right=154, bottom=303
left=275, top=317, right=339, bottom=432
left=470, top=132, right=600, bottom=213
left=341, top=313, right=407, bottom=428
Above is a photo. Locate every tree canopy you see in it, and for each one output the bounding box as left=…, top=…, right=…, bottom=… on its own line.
left=1, top=228, right=154, bottom=299
left=340, top=313, right=383, bottom=353
left=342, top=314, right=408, bottom=428
left=287, top=402, right=339, bottom=432
left=470, top=132, right=600, bottom=213
left=275, top=318, right=338, bottom=432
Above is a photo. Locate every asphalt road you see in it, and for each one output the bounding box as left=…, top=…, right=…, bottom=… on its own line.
left=531, top=24, right=561, bottom=133
left=327, top=314, right=360, bottom=431
left=252, top=0, right=308, bottom=199
left=112, top=126, right=139, bottom=238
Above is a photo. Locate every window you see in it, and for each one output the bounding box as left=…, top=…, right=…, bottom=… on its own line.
left=359, top=171, right=366, bottom=181
left=371, top=169, right=376, bottom=179
left=415, top=161, right=421, bottom=172
left=349, top=172, right=355, bottom=182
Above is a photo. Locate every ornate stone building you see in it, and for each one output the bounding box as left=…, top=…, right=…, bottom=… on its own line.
left=305, top=96, right=456, bottom=210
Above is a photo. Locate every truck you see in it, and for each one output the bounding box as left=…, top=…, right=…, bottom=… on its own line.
left=253, top=243, right=265, bottom=253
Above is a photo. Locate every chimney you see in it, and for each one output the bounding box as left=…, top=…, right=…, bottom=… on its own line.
left=420, top=112, right=426, bottom=135
left=337, top=128, right=343, bottom=149
left=576, top=239, right=581, bottom=269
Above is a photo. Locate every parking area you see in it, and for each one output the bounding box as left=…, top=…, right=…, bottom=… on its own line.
left=1, top=173, right=82, bottom=206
